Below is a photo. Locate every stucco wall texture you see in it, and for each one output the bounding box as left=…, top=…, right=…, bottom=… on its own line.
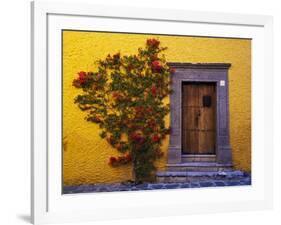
left=63, top=31, right=251, bottom=185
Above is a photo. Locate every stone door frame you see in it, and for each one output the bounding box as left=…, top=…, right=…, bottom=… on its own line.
left=167, top=63, right=232, bottom=165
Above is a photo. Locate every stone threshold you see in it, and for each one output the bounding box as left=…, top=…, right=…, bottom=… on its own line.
left=182, top=154, right=216, bottom=162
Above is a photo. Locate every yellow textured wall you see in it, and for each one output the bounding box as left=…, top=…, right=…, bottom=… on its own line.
left=63, top=31, right=251, bottom=185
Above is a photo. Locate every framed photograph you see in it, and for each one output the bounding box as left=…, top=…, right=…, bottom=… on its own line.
left=31, top=1, right=273, bottom=224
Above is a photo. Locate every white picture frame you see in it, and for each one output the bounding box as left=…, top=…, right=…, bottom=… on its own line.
left=31, top=1, right=274, bottom=224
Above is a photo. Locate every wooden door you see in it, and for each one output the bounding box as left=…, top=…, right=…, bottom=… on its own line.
left=182, top=82, right=216, bottom=154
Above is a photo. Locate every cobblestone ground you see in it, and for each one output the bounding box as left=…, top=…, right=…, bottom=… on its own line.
left=63, top=173, right=251, bottom=194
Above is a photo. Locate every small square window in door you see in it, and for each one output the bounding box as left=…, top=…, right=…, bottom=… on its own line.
left=203, top=95, right=212, bottom=107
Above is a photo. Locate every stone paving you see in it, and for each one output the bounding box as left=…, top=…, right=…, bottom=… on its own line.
left=63, top=173, right=251, bottom=194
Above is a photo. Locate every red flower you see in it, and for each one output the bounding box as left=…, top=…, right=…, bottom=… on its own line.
left=146, top=38, right=160, bottom=48
left=78, top=71, right=86, bottom=78
left=78, top=71, right=86, bottom=79
left=151, top=85, right=157, bottom=96
left=109, top=153, right=132, bottom=166
left=152, top=134, right=160, bottom=143
left=78, top=71, right=87, bottom=84
left=109, top=156, right=117, bottom=165
left=151, top=60, right=163, bottom=73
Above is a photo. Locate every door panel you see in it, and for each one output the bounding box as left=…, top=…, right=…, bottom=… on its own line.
left=182, top=83, right=216, bottom=154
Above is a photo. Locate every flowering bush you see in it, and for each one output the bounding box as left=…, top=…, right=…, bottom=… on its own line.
left=73, top=38, right=174, bottom=182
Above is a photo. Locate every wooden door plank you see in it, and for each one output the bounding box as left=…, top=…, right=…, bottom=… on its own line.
left=182, top=83, right=199, bottom=154
left=198, top=83, right=216, bottom=154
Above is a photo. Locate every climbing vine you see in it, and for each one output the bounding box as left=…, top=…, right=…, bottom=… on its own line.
left=73, top=38, right=175, bottom=182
